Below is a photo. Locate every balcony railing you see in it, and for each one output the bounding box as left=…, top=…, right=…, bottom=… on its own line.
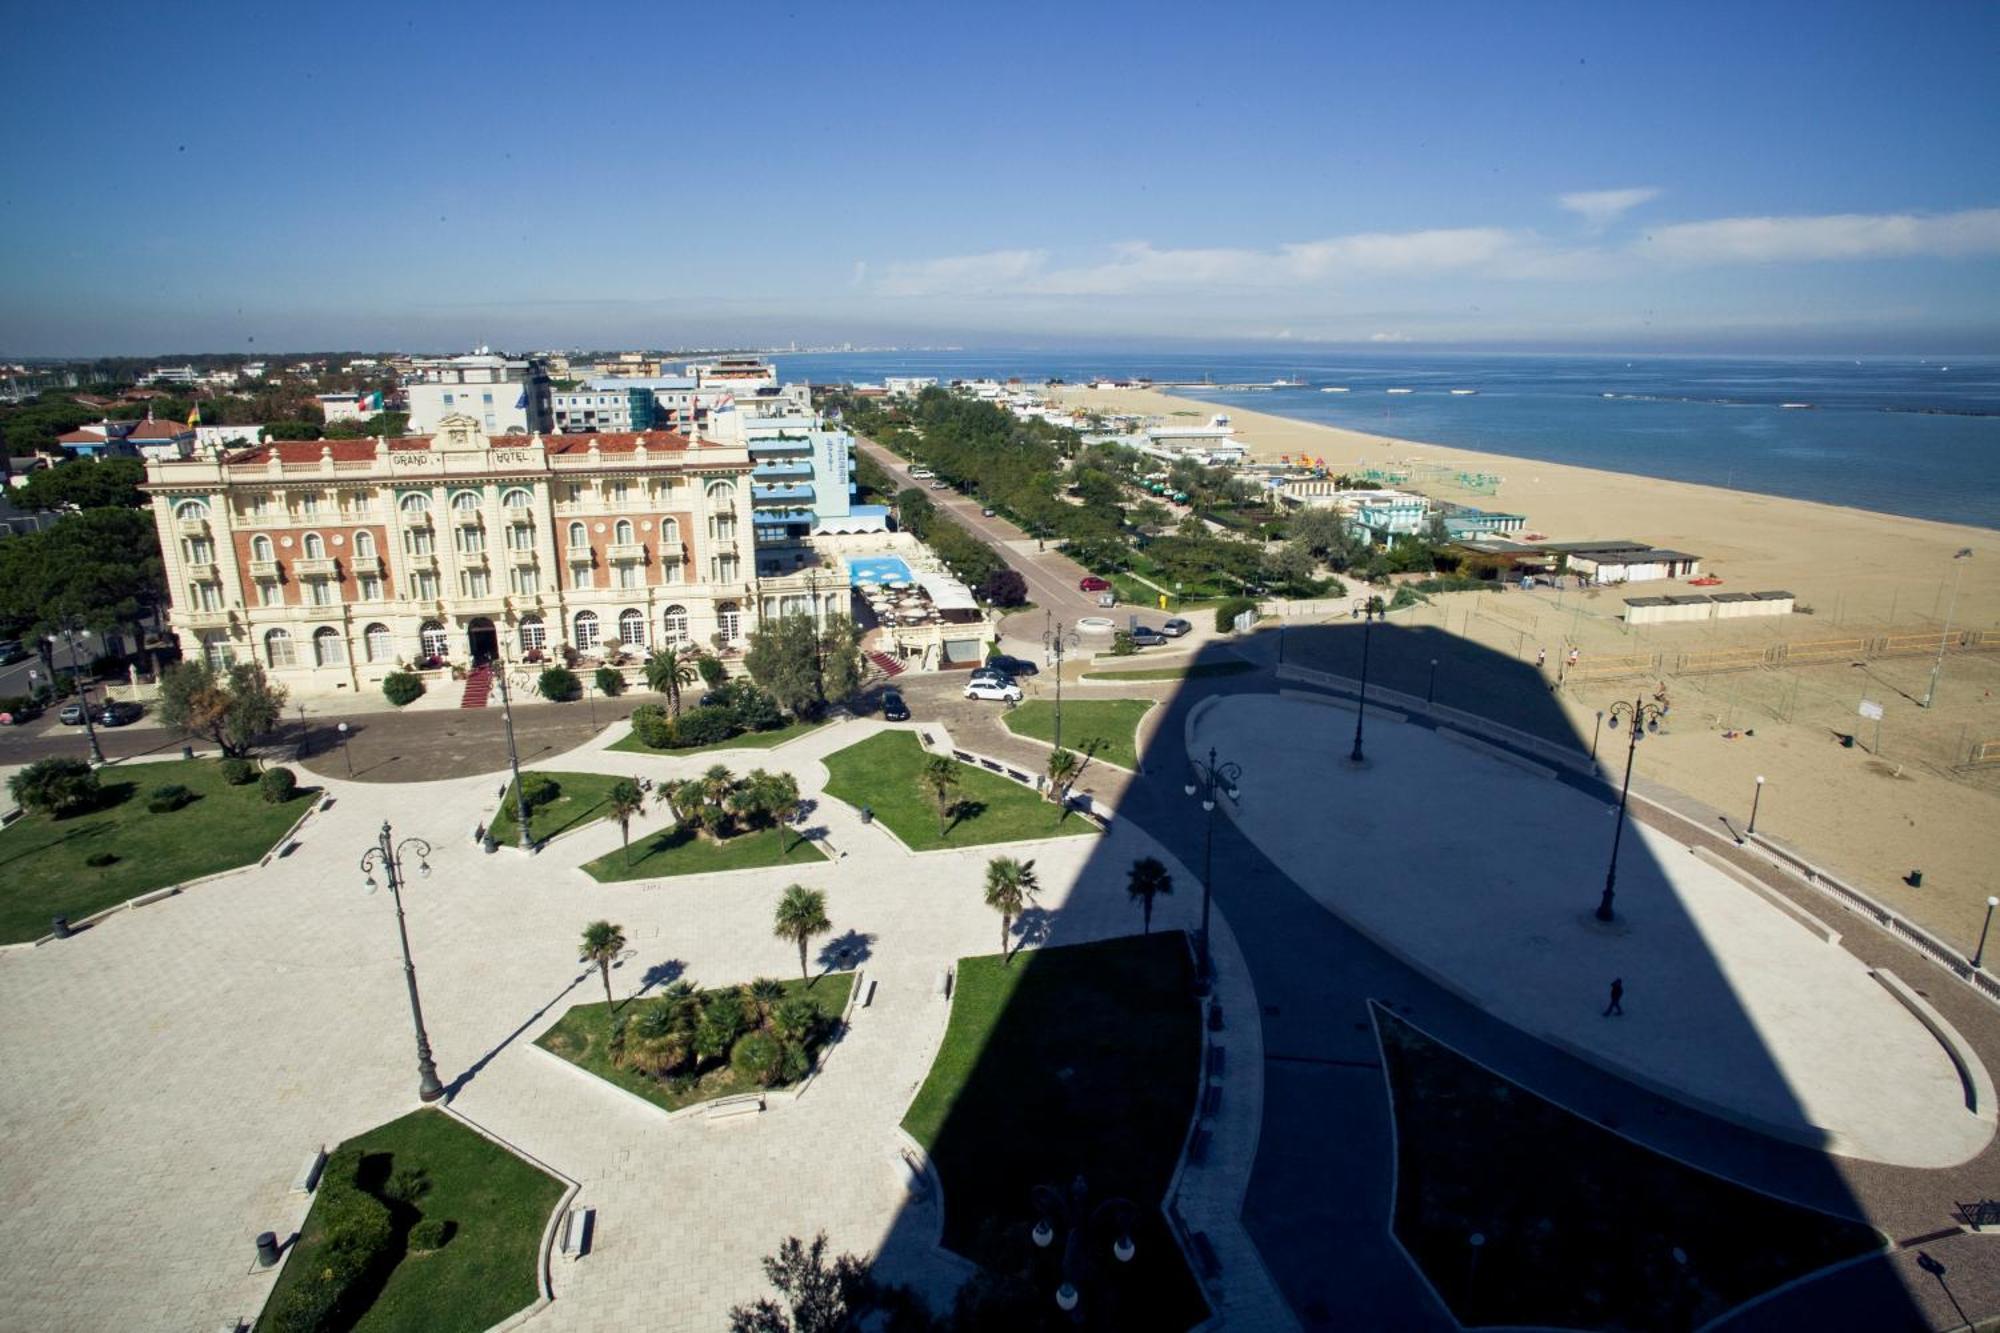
left=565, top=546, right=595, bottom=564
left=654, top=540, right=684, bottom=564
left=293, top=558, right=338, bottom=578
left=508, top=547, right=539, bottom=566
left=248, top=559, right=280, bottom=580
left=348, top=554, right=385, bottom=578
left=175, top=517, right=209, bottom=537
left=184, top=562, right=219, bottom=582
left=607, top=542, right=646, bottom=562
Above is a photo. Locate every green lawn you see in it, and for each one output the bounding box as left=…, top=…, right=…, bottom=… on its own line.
left=1379, top=1011, right=1883, bottom=1331
left=487, top=771, right=625, bottom=846
left=537, top=973, right=854, bottom=1114
left=0, top=758, right=314, bottom=944
left=902, top=933, right=1208, bottom=1331
left=582, top=823, right=828, bottom=882
left=255, top=1108, right=564, bottom=1333
left=1001, top=698, right=1155, bottom=771
left=1083, top=660, right=1257, bottom=682
left=608, top=715, right=827, bottom=756
left=820, top=730, right=1098, bottom=851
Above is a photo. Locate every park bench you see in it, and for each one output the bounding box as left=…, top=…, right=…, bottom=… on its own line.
left=1207, top=1002, right=1224, bottom=1032
left=1207, top=1046, right=1225, bottom=1078
left=1202, top=1084, right=1222, bottom=1117
left=862, top=978, right=878, bottom=1007
left=290, top=1146, right=327, bottom=1194
left=707, top=1093, right=765, bottom=1121
left=561, top=1206, right=594, bottom=1259
left=1186, top=1128, right=1211, bottom=1165
left=1187, top=1229, right=1221, bottom=1278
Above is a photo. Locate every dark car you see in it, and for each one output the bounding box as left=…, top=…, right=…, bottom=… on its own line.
left=987, top=655, right=1039, bottom=677
left=880, top=689, right=909, bottom=722
left=0, top=639, right=26, bottom=665
left=95, top=701, right=143, bottom=726
left=59, top=702, right=87, bottom=725
left=1128, top=626, right=1168, bottom=647
left=1078, top=576, right=1111, bottom=593
left=1161, top=617, right=1192, bottom=637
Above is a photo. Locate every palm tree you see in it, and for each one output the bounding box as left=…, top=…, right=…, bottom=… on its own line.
left=1046, top=747, right=1080, bottom=803
left=747, top=976, right=786, bottom=1022
left=579, top=919, right=627, bottom=1010
left=773, top=884, right=831, bottom=981
left=607, top=778, right=646, bottom=866
left=755, top=769, right=804, bottom=849
left=1126, top=856, right=1174, bottom=935
left=984, top=856, right=1039, bottom=962
left=922, top=754, right=962, bottom=837
left=644, top=645, right=698, bottom=717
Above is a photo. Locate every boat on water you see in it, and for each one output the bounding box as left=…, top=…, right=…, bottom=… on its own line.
left=1321, top=386, right=1350, bottom=393
left=1780, top=402, right=1814, bottom=410
left=1386, top=387, right=1414, bottom=395
left=1270, top=377, right=1307, bottom=388
left=1450, top=388, right=1478, bottom=396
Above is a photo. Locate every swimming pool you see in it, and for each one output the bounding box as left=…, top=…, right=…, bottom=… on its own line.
left=846, top=556, right=915, bottom=586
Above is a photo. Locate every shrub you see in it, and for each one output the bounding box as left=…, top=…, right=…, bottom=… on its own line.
left=729, top=686, right=785, bottom=734
left=1390, top=584, right=1424, bottom=610
left=731, top=1030, right=785, bottom=1087
left=266, top=1151, right=394, bottom=1333
left=695, top=990, right=751, bottom=1061
left=696, top=654, right=727, bottom=689
left=8, top=757, right=100, bottom=817
left=0, top=694, right=34, bottom=718
left=85, top=851, right=118, bottom=867
left=538, top=666, right=580, bottom=701
left=520, top=773, right=562, bottom=810
left=220, top=757, right=258, bottom=785
left=630, top=703, right=675, bottom=749
left=1213, top=596, right=1257, bottom=633
left=407, top=1218, right=453, bottom=1252
left=259, top=766, right=298, bottom=803
left=382, top=670, right=425, bottom=707
left=146, top=783, right=193, bottom=814
left=672, top=706, right=737, bottom=747
left=1109, top=631, right=1137, bottom=656
left=594, top=666, right=624, bottom=697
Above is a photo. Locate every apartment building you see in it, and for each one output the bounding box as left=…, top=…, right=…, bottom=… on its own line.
left=403, top=352, right=554, bottom=435
left=552, top=385, right=656, bottom=433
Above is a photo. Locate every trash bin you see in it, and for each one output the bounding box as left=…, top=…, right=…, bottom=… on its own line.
left=51, top=915, right=71, bottom=940
left=256, top=1231, right=280, bottom=1267
left=181, top=744, right=195, bottom=760
left=860, top=805, right=874, bottom=825
left=1908, top=870, right=1924, bottom=888
left=483, top=835, right=498, bottom=854
left=1840, top=733, right=1855, bottom=748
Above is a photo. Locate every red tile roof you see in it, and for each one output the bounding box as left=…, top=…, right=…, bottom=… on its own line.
left=214, top=428, right=703, bottom=466
left=56, top=428, right=108, bottom=444
left=227, top=437, right=433, bottom=464
left=547, top=430, right=695, bottom=454
left=128, top=421, right=193, bottom=441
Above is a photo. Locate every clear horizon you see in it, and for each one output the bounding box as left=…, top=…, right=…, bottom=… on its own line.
left=4, top=0, right=1998, bottom=357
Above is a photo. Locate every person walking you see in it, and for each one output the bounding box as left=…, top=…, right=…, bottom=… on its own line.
left=1537, top=646, right=1548, bottom=670
left=1603, top=978, right=1625, bottom=1017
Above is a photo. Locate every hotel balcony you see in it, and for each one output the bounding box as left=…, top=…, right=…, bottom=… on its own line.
left=654, top=540, right=684, bottom=564
left=507, top=547, right=539, bottom=566
left=348, top=554, right=385, bottom=578
left=751, top=483, right=815, bottom=506
left=175, top=516, right=209, bottom=537
left=294, top=558, right=338, bottom=579
left=184, top=561, right=219, bottom=583
left=565, top=546, right=595, bottom=564
left=248, top=559, right=281, bottom=580
left=751, top=460, right=814, bottom=480
left=180, top=607, right=234, bottom=630
left=458, top=593, right=507, bottom=615
left=507, top=509, right=535, bottom=525
left=607, top=542, right=646, bottom=562
left=747, top=436, right=811, bottom=458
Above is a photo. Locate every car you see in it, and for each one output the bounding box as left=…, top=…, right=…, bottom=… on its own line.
left=987, top=654, right=1039, bottom=677
left=1161, top=617, right=1192, bottom=637
left=0, top=639, right=25, bottom=665
left=981, top=507, right=996, bottom=517
left=909, top=468, right=933, bottom=479
left=95, top=701, right=142, bottom=726
left=964, top=679, right=1023, bottom=703
left=59, top=702, right=87, bottom=725
left=969, top=666, right=1013, bottom=687
left=1128, top=626, right=1168, bottom=647
left=1078, top=576, right=1111, bottom=593
left=880, top=689, right=909, bottom=721
left=929, top=479, right=950, bottom=490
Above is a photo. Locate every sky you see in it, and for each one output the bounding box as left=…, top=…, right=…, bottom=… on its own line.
left=3, top=0, right=1998, bottom=356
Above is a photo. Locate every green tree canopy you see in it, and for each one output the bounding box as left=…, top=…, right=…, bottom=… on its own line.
left=0, top=507, right=165, bottom=651
left=13, top=457, right=148, bottom=511
left=155, top=660, right=288, bottom=758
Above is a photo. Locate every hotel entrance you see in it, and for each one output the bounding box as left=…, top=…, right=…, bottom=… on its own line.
left=467, top=617, right=499, bottom=664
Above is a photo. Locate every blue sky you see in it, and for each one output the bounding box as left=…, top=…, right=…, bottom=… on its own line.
left=3, top=0, right=1997, bottom=355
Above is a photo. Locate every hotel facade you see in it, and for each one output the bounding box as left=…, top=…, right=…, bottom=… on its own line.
left=141, top=413, right=845, bottom=695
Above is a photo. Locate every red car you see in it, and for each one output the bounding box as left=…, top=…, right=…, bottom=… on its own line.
left=1078, top=576, right=1111, bottom=592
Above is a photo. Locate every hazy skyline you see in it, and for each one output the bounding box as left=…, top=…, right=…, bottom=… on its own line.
left=4, top=0, right=1998, bottom=356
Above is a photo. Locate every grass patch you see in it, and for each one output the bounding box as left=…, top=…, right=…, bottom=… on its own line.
left=487, top=771, right=624, bottom=846
left=902, top=933, right=1208, bottom=1331
left=1082, top=660, right=1256, bottom=682
left=536, top=972, right=854, bottom=1114
left=582, top=823, right=828, bottom=882
left=0, top=758, right=313, bottom=945
left=1380, top=1010, right=1883, bottom=1330
left=821, top=730, right=1097, bottom=851
left=1002, top=698, right=1155, bottom=771
left=255, top=1107, right=563, bottom=1333
left=607, top=715, right=827, bottom=756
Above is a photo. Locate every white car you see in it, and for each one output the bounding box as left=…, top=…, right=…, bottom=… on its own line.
left=964, top=679, right=1023, bottom=703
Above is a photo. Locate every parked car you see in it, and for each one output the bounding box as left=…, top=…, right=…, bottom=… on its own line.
left=1128, top=626, right=1169, bottom=647
left=981, top=507, right=996, bottom=517
left=1161, top=617, right=1192, bottom=637
left=969, top=666, right=1013, bottom=687
left=0, top=639, right=26, bottom=665
left=964, top=678, right=1024, bottom=703
left=987, top=655, right=1038, bottom=677
left=95, top=701, right=143, bottom=726
left=909, top=468, right=933, bottom=479
left=880, top=689, right=909, bottom=722
left=929, top=479, right=950, bottom=490
left=1078, top=576, right=1111, bottom=592
left=59, top=702, right=87, bottom=725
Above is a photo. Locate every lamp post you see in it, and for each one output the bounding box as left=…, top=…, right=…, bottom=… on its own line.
left=1043, top=614, right=1081, bottom=759
left=1921, top=548, right=1974, bottom=709
left=60, top=621, right=104, bottom=766
left=337, top=722, right=352, bottom=776
left=1184, top=745, right=1242, bottom=985
left=1350, top=596, right=1385, bottom=764
left=1030, top=1175, right=1140, bottom=1325
left=1596, top=696, right=1666, bottom=922
left=1747, top=774, right=1765, bottom=837
left=358, top=822, right=444, bottom=1102
left=297, top=704, right=309, bottom=758
left=1977, top=897, right=2000, bottom=970
left=1426, top=657, right=1439, bottom=706
left=1591, top=709, right=1604, bottom=762
left=494, top=655, right=533, bottom=849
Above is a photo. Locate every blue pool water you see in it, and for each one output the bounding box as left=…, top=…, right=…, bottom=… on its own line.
left=846, top=555, right=914, bottom=586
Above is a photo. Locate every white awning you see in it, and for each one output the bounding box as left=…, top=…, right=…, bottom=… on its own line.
left=919, top=572, right=980, bottom=612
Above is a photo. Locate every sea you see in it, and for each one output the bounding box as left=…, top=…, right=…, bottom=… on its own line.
left=771, top=351, right=2000, bottom=530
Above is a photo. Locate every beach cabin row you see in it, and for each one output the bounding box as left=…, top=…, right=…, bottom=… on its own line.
left=1624, top=590, right=1795, bottom=627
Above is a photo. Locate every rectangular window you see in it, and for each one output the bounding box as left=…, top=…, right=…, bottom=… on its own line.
left=506, top=524, right=533, bottom=550
left=443, top=392, right=455, bottom=407
left=191, top=581, right=222, bottom=611
left=358, top=575, right=383, bottom=602
left=256, top=579, right=280, bottom=606
left=412, top=571, right=440, bottom=599
left=457, top=525, right=485, bottom=554
left=185, top=537, right=214, bottom=563
left=298, top=492, right=319, bottom=516
left=510, top=566, right=540, bottom=596
left=482, top=392, right=494, bottom=405
left=406, top=528, right=433, bottom=556
left=462, top=569, right=491, bottom=598
left=607, top=480, right=629, bottom=505
left=573, top=564, right=593, bottom=590
left=617, top=564, right=638, bottom=589
left=307, top=580, right=335, bottom=607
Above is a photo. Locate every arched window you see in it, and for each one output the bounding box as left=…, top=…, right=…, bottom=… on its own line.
left=574, top=610, right=601, bottom=651
left=502, top=488, right=533, bottom=511
left=313, top=626, right=345, bottom=667
left=662, top=604, right=689, bottom=645
left=175, top=499, right=209, bottom=521
left=400, top=493, right=431, bottom=515
left=705, top=480, right=736, bottom=505
left=618, top=608, right=645, bottom=646
left=451, top=490, right=481, bottom=513
left=614, top=519, right=635, bottom=544
left=353, top=529, right=376, bottom=557
left=264, top=628, right=295, bottom=668
left=419, top=619, right=449, bottom=660
left=519, top=614, right=546, bottom=655
left=251, top=534, right=274, bottom=562
left=364, top=623, right=392, bottom=663
left=302, top=532, right=325, bottom=559
left=659, top=517, right=679, bottom=543
left=567, top=521, right=587, bottom=548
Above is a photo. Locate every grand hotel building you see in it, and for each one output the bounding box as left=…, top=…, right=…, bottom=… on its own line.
left=141, top=413, right=848, bottom=695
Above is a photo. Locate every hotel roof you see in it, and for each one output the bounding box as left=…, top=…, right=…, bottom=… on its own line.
left=218, top=429, right=703, bottom=466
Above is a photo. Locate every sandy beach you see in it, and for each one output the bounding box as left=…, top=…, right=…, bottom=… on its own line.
left=1057, top=384, right=2000, bottom=946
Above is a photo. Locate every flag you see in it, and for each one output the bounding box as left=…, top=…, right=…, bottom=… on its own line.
left=514, top=390, right=528, bottom=410
left=187, top=403, right=201, bottom=428
left=360, top=390, right=382, bottom=413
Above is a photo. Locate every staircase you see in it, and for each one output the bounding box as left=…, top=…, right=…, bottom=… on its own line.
left=865, top=650, right=906, bottom=680
left=460, top=663, right=493, bottom=709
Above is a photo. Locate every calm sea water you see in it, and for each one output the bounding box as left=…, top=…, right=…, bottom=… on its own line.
left=776, top=351, right=2000, bottom=529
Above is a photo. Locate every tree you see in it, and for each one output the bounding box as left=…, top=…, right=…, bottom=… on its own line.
left=1126, top=856, right=1174, bottom=935
left=0, top=508, right=165, bottom=664
left=607, top=779, right=646, bottom=866
left=579, top=920, right=627, bottom=1011
left=155, top=660, right=287, bottom=758
left=977, top=568, right=1028, bottom=607
left=983, top=857, right=1038, bottom=962
left=817, top=615, right=864, bottom=706
left=1045, top=747, right=1080, bottom=803
left=773, top=884, right=830, bottom=981
left=1265, top=539, right=1321, bottom=592
left=14, top=457, right=147, bottom=511
left=921, top=754, right=962, bottom=837
left=727, top=1231, right=874, bottom=1333
left=744, top=612, right=861, bottom=717
left=8, top=757, right=100, bottom=817
left=644, top=646, right=697, bottom=717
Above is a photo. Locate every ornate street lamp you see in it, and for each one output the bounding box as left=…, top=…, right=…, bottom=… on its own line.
left=493, top=655, right=533, bottom=848
left=60, top=620, right=105, bottom=766
left=1596, top=696, right=1666, bottom=923
left=1921, top=548, right=1974, bottom=709
left=1350, top=596, right=1385, bottom=764
left=359, top=822, right=445, bottom=1102
left=1184, top=745, right=1242, bottom=984
left=1030, top=1175, right=1140, bottom=1325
